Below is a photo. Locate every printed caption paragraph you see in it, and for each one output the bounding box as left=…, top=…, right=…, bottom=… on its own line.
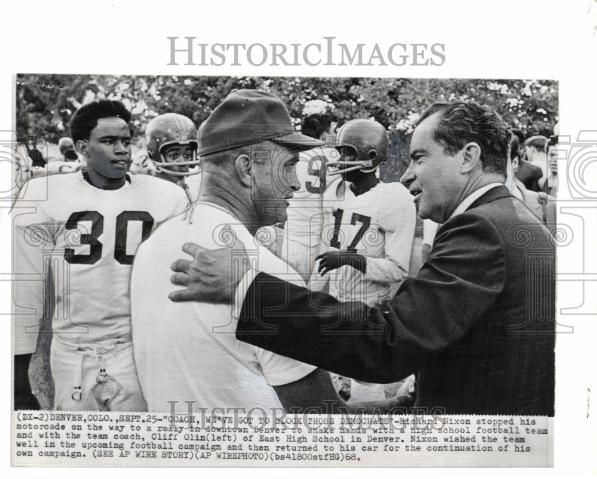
left=13, top=411, right=552, bottom=466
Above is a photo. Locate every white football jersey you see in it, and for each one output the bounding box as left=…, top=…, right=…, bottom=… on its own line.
left=134, top=163, right=202, bottom=204
left=311, top=180, right=416, bottom=307
left=284, top=146, right=340, bottom=245
left=283, top=147, right=340, bottom=277
left=13, top=172, right=188, bottom=354
left=129, top=149, right=152, bottom=175
left=45, top=160, right=82, bottom=176
left=131, top=203, right=316, bottom=412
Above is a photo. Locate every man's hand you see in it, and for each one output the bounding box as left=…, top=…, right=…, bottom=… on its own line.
left=316, top=251, right=366, bottom=276
left=169, top=241, right=249, bottom=304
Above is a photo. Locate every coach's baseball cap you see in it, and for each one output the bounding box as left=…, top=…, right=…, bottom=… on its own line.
left=198, top=89, right=324, bottom=156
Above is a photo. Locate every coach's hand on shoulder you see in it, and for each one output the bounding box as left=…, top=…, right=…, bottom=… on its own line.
left=169, top=241, right=249, bottom=304
left=316, top=251, right=366, bottom=276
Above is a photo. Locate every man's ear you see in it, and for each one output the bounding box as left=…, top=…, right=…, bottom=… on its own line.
left=235, top=153, right=252, bottom=187
left=460, top=142, right=482, bottom=173
left=76, top=139, right=89, bottom=158
left=511, top=156, right=520, bottom=173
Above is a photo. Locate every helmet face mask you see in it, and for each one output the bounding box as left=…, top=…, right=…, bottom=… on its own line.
left=330, top=145, right=373, bottom=177
left=327, top=119, right=388, bottom=176
left=145, top=113, right=201, bottom=177
left=155, top=142, right=200, bottom=177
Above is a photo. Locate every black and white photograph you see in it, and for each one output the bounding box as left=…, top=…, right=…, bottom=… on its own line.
left=11, top=73, right=557, bottom=465
left=1, top=0, right=596, bottom=476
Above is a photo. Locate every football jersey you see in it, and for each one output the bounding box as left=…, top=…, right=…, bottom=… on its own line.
left=131, top=203, right=316, bottom=412
left=284, top=146, right=340, bottom=246
left=283, top=147, right=340, bottom=277
left=46, top=160, right=82, bottom=176
left=134, top=161, right=202, bottom=204
left=13, top=172, right=188, bottom=354
left=129, top=149, right=152, bottom=175
left=311, top=180, right=416, bottom=307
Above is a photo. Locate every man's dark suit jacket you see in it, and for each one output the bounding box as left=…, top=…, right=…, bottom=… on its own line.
left=236, top=186, right=555, bottom=415
left=516, top=159, right=543, bottom=192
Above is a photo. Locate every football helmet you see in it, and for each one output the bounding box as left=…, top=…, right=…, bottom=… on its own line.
left=328, top=119, right=388, bottom=175
left=58, top=137, right=79, bottom=161
left=145, top=113, right=200, bottom=177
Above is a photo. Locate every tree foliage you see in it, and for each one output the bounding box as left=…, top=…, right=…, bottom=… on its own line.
left=16, top=74, right=558, bottom=144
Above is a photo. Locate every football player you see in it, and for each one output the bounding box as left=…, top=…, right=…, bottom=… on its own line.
left=24, top=137, right=49, bottom=179
left=311, top=119, right=416, bottom=401
left=58, top=137, right=79, bottom=162
left=45, top=137, right=83, bottom=176
left=144, top=113, right=202, bottom=205
left=282, top=114, right=341, bottom=281
left=13, top=100, right=188, bottom=411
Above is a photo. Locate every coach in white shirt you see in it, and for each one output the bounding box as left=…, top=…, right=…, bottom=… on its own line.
left=132, top=90, right=413, bottom=413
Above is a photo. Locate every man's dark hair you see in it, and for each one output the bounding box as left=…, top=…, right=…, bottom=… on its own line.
left=70, top=100, right=132, bottom=142
left=510, top=128, right=525, bottom=145
left=525, top=135, right=548, bottom=153
left=301, top=114, right=332, bottom=140
left=510, top=134, right=520, bottom=161
left=416, top=101, right=511, bottom=175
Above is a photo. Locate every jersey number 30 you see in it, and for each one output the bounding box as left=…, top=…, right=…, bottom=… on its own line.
left=64, top=211, right=154, bottom=265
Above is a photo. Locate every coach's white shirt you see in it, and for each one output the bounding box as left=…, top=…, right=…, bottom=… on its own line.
left=131, top=202, right=316, bottom=413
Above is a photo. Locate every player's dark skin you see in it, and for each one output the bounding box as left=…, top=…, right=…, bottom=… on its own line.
left=316, top=146, right=378, bottom=276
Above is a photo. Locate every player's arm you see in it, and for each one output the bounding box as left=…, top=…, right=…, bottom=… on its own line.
left=308, top=202, right=335, bottom=286
left=308, top=216, right=331, bottom=291
left=362, top=192, right=416, bottom=283
left=12, top=195, right=55, bottom=409
left=273, top=368, right=413, bottom=414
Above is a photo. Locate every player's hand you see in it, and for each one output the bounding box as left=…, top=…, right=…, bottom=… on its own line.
left=169, top=240, right=249, bottom=304
left=316, top=251, right=365, bottom=275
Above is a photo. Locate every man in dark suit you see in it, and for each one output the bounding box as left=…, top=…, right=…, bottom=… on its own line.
left=170, top=101, right=555, bottom=416
left=516, top=158, right=543, bottom=192
left=511, top=131, right=544, bottom=192
left=518, top=135, right=549, bottom=192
